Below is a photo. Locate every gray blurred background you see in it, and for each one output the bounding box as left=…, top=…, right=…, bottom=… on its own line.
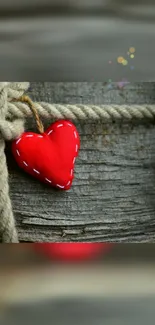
left=0, top=0, right=154, bottom=81
left=0, top=244, right=155, bottom=325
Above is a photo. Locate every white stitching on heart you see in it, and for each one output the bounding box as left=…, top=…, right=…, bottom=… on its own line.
left=26, top=134, right=33, bottom=138
left=70, top=169, right=73, bottom=177
left=16, top=149, right=20, bottom=156
left=15, top=121, right=79, bottom=190
left=47, top=130, right=53, bottom=135
left=33, top=168, right=40, bottom=174
left=45, top=178, right=52, bottom=183
left=74, top=131, right=77, bottom=139
left=16, top=138, right=21, bottom=145
left=23, top=161, right=28, bottom=167
left=56, top=184, right=65, bottom=189
left=75, top=144, right=78, bottom=153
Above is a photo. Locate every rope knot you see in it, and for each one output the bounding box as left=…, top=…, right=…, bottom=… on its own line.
left=0, top=82, right=29, bottom=141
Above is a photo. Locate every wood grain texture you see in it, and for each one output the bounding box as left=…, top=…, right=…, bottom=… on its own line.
left=7, top=82, right=155, bottom=242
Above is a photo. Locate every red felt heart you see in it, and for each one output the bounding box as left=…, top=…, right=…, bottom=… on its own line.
left=12, top=120, right=80, bottom=190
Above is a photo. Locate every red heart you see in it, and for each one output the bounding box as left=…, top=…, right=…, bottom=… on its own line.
left=12, top=120, right=80, bottom=190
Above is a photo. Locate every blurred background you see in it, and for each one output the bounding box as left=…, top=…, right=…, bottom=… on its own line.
left=0, top=244, right=155, bottom=325
left=0, top=0, right=154, bottom=81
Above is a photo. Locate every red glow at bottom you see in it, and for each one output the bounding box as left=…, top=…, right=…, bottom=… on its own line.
left=35, top=243, right=113, bottom=262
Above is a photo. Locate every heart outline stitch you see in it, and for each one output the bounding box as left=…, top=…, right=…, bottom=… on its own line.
left=12, top=120, right=80, bottom=190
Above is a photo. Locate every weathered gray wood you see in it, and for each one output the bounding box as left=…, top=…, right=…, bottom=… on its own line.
left=7, top=82, right=155, bottom=242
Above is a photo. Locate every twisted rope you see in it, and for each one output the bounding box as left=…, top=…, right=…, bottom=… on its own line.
left=0, top=81, right=155, bottom=242
left=0, top=82, right=29, bottom=243
left=7, top=102, right=155, bottom=122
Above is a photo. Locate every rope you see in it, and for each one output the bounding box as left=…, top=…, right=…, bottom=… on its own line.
left=12, top=95, right=45, bottom=133
left=7, top=102, right=155, bottom=122
left=0, top=82, right=29, bottom=243
left=0, top=81, right=155, bottom=242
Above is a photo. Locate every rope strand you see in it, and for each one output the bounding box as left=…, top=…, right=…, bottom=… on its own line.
left=0, top=83, right=29, bottom=243
left=7, top=101, right=155, bottom=122
left=12, top=95, right=44, bottom=133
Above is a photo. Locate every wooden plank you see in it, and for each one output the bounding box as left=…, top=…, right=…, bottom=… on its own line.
left=7, top=82, right=155, bottom=242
